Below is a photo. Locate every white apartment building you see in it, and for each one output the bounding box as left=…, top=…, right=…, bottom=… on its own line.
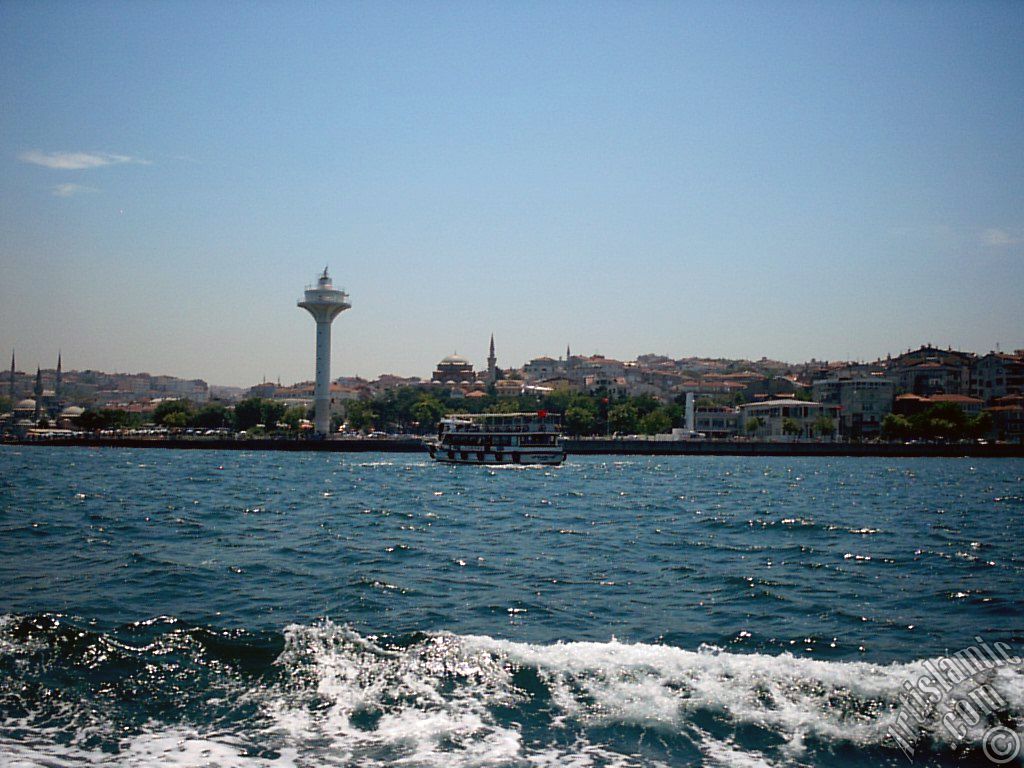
left=737, top=399, right=841, bottom=440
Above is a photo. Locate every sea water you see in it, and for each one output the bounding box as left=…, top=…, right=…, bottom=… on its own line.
left=0, top=447, right=1021, bottom=766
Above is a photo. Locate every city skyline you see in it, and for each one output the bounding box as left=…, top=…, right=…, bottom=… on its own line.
left=5, top=339, right=1022, bottom=393
left=2, top=2, right=1022, bottom=388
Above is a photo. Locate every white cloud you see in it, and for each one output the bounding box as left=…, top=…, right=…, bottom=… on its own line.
left=982, top=228, right=1022, bottom=246
left=18, top=150, right=148, bottom=170
left=52, top=183, right=97, bottom=197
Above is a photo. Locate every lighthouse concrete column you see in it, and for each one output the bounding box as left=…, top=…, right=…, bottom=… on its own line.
left=298, top=268, right=350, bottom=437
left=314, top=319, right=333, bottom=435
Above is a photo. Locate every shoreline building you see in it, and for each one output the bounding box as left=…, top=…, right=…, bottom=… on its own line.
left=737, top=399, right=841, bottom=441
left=812, top=376, right=895, bottom=439
left=971, top=351, right=1024, bottom=403
left=2, top=353, right=66, bottom=435
left=429, top=337, right=498, bottom=395
left=431, top=354, right=477, bottom=385
left=889, top=345, right=974, bottom=396
left=298, top=268, right=351, bottom=435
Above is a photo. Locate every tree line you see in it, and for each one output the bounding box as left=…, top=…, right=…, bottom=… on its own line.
left=76, top=398, right=312, bottom=433
left=881, top=402, right=993, bottom=442
left=42, top=388, right=995, bottom=442
left=338, top=387, right=701, bottom=436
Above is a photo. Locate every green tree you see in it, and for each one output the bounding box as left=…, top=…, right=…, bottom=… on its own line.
left=281, top=405, right=308, bottom=430
left=0, top=396, right=11, bottom=413
left=564, top=404, right=597, bottom=436
left=882, top=403, right=986, bottom=442
left=233, top=398, right=265, bottom=430
left=153, top=399, right=194, bottom=426
left=372, top=391, right=402, bottom=430
left=484, top=399, right=523, bottom=414
left=192, top=403, right=231, bottom=429
left=78, top=409, right=107, bottom=431
left=639, top=409, right=672, bottom=435
left=163, top=411, right=189, bottom=429
left=608, top=403, right=639, bottom=435
left=345, top=400, right=376, bottom=432
left=411, top=398, right=445, bottom=432
left=969, top=411, right=994, bottom=439
left=813, top=415, right=836, bottom=437
left=745, top=416, right=764, bottom=435
left=261, top=400, right=287, bottom=429
left=79, top=408, right=144, bottom=431
left=662, top=403, right=683, bottom=428
left=882, top=413, right=911, bottom=440
left=631, top=395, right=661, bottom=418
left=781, top=417, right=802, bottom=437
left=390, top=387, right=428, bottom=430
left=929, top=418, right=957, bottom=441
left=542, top=389, right=574, bottom=415
left=926, top=402, right=968, bottom=435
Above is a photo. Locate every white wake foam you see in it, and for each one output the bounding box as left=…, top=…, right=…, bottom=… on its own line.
left=467, top=634, right=1024, bottom=753
left=2, top=621, right=1022, bottom=766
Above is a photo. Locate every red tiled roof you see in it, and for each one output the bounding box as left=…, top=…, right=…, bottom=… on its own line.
left=993, top=395, right=1024, bottom=405
left=928, top=394, right=982, bottom=404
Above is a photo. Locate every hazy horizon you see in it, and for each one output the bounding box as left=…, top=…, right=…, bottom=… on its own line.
left=3, top=2, right=1022, bottom=388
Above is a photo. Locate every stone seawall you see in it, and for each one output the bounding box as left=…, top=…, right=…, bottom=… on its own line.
left=564, top=439, right=1024, bottom=458
left=6, top=436, right=1023, bottom=458
left=7, top=437, right=428, bottom=453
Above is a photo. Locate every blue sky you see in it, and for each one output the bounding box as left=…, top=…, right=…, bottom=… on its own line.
left=2, top=1, right=1022, bottom=387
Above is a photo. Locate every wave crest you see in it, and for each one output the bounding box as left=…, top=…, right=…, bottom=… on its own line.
left=1, top=615, right=1021, bottom=766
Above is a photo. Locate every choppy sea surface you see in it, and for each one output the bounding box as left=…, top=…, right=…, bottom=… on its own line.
left=0, top=447, right=1021, bottom=767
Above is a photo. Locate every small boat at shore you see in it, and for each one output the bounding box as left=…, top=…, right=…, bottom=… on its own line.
left=427, top=411, right=565, bottom=465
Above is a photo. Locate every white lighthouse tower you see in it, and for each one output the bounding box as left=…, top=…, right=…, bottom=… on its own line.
left=298, top=268, right=351, bottom=435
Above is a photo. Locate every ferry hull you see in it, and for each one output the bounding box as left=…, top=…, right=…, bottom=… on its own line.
left=427, top=444, right=565, bottom=466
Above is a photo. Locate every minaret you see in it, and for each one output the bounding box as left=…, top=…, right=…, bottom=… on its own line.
left=8, top=351, right=14, bottom=404
left=487, top=334, right=497, bottom=384
left=298, top=267, right=351, bottom=435
left=33, top=367, right=43, bottom=423
left=56, top=352, right=62, bottom=402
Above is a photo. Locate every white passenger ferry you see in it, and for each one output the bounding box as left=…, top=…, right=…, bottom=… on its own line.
left=427, top=411, right=565, bottom=465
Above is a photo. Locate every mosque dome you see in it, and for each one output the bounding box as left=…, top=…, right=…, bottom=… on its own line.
left=61, top=406, right=85, bottom=417
left=14, top=398, right=36, bottom=412
left=432, top=347, right=483, bottom=385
